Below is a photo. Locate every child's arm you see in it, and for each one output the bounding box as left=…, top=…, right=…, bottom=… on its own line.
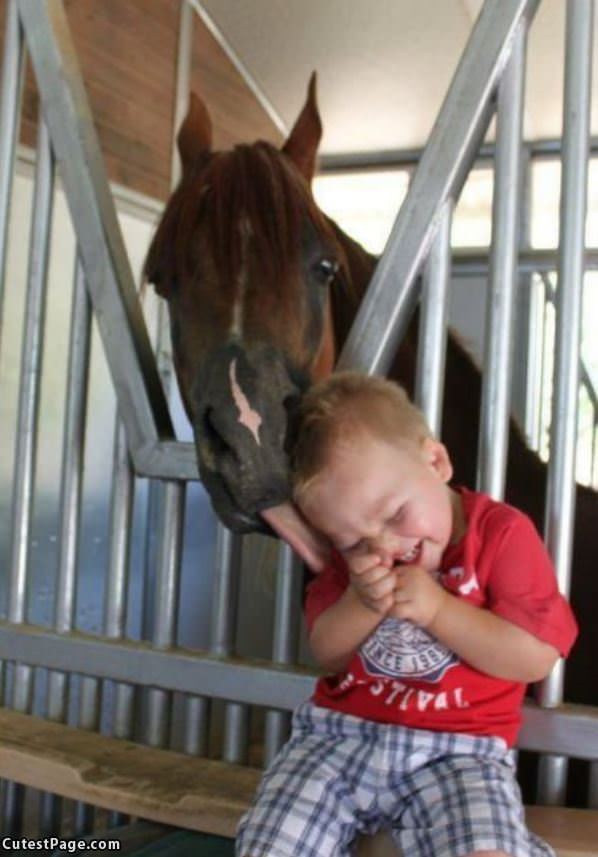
left=427, top=590, right=559, bottom=681
left=391, top=566, right=559, bottom=682
left=309, top=552, right=395, bottom=672
left=309, top=586, right=385, bottom=673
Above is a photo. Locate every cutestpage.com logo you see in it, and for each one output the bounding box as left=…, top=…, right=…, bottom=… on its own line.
left=2, top=838, right=121, bottom=853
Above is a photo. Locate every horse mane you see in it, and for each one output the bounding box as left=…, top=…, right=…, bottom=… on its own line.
left=145, top=141, right=351, bottom=302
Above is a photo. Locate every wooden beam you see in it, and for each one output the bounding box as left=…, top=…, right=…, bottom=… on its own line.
left=1, top=707, right=598, bottom=855
left=0, top=707, right=260, bottom=836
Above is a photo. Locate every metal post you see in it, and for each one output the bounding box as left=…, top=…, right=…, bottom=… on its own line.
left=40, top=256, right=91, bottom=834
left=144, top=482, right=185, bottom=748
left=171, top=0, right=213, bottom=759
left=104, top=423, right=135, bottom=827
left=3, top=118, right=54, bottom=833
left=74, top=675, right=101, bottom=834
left=209, top=527, right=247, bottom=763
left=537, top=0, right=594, bottom=805
left=414, top=199, right=452, bottom=436
left=477, top=20, right=526, bottom=498
left=524, top=275, right=545, bottom=450
left=0, top=0, right=25, bottom=339
left=264, top=544, right=303, bottom=766
left=510, top=146, right=536, bottom=444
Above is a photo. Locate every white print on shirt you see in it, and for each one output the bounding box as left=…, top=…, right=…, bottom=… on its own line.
left=360, top=617, right=458, bottom=682
left=369, top=678, right=469, bottom=711
left=445, top=565, right=480, bottom=597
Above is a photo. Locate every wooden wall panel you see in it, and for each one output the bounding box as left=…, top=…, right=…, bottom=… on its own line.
left=0, top=0, right=282, bottom=202
left=191, top=22, right=284, bottom=152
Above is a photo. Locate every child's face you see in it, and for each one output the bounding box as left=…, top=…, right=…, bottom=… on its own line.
left=298, top=431, right=462, bottom=573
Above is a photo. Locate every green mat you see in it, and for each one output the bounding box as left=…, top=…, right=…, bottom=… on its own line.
left=48, top=826, right=234, bottom=857
left=130, top=831, right=235, bottom=857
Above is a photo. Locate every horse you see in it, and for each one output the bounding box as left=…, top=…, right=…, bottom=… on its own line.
left=144, top=76, right=598, bottom=746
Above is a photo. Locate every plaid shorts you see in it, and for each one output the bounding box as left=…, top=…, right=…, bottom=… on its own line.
left=236, top=701, right=555, bottom=857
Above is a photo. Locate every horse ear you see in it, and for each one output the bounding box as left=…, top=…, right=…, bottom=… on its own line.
left=177, top=92, right=213, bottom=176
left=282, top=72, right=322, bottom=182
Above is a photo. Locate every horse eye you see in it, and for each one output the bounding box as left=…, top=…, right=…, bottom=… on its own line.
left=315, top=258, right=339, bottom=285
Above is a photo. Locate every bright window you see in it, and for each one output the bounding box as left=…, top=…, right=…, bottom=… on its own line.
left=313, top=157, right=598, bottom=488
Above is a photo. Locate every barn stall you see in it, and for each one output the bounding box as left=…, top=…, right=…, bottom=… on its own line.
left=0, top=0, right=598, bottom=854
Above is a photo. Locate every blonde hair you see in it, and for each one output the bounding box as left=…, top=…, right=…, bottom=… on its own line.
left=292, top=371, right=433, bottom=499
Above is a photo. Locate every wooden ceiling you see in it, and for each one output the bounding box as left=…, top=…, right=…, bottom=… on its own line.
left=0, top=0, right=283, bottom=202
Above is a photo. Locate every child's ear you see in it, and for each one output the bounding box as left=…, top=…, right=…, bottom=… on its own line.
left=422, top=438, right=453, bottom=483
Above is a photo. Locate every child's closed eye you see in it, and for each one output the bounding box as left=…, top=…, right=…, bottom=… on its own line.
left=387, top=505, right=405, bottom=526
left=339, top=540, right=364, bottom=557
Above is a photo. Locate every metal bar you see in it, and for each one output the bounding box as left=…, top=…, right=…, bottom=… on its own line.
left=264, top=544, right=303, bottom=766
left=222, top=703, right=249, bottom=763
left=210, top=527, right=248, bottom=764
left=414, top=200, right=452, bottom=436
left=170, top=0, right=211, bottom=760
left=17, top=0, right=174, bottom=458
left=74, top=675, right=100, bottom=834
left=452, top=248, right=598, bottom=276
left=104, top=426, right=134, bottom=642
left=105, top=430, right=136, bottom=807
left=537, top=0, right=594, bottom=805
left=0, top=0, right=25, bottom=341
left=102, top=423, right=135, bottom=830
left=40, top=256, right=90, bottom=834
left=144, top=482, right=185, bottom=748
left=524, top=277, right=544, bottom=449
left=319, top=137, right=598, bottom=174
left=512, top=149, right=537, bottom=445
left=337, top=0, right=541, bottom=375
left=0, top=623, right=597, bottom=759
left=477, top=20, right=526, bottom=497
left=539, top=298, right=554, bottom=454
left=183, top=695, right=209, bottom=756
left=4, top=116, right=54, bottom=834
left=210, top=530, right=241, bottom=659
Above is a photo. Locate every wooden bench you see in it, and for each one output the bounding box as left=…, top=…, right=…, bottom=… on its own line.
left=1, top=708, right=597, bottom=855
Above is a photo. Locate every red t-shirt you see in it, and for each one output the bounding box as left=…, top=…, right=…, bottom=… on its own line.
left=305, top=487, right=578, bottom=746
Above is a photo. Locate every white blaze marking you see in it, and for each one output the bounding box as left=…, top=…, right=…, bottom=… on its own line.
left=229, top=359, right=262, bottom=445
left=228, top=217, right=252, bottom=338
left=230, top=297, right=243, bottom=337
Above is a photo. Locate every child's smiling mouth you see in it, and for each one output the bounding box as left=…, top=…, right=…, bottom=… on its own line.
left=394, top=541, right=422, bottom=565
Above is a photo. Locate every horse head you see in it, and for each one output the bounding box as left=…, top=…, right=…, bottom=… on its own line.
left=144, top=76, right=366, bottom=561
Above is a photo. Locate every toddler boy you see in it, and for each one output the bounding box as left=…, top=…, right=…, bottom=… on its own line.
left=237, top=372, right=577, bottom=857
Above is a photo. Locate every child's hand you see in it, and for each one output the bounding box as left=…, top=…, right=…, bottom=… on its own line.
left=345, top=553, right=396, bottom=615
left=390, top=565, right=448, bottom=628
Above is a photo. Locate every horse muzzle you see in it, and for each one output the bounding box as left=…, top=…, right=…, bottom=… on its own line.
left=191, top=342, right=305, bottom=532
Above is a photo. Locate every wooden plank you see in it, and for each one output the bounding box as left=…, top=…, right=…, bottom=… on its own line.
left=1, top=707, right=598, bottom=855
left=527, top=806, right=598, bottom=857
left=0, top=707, right=260, bottom=837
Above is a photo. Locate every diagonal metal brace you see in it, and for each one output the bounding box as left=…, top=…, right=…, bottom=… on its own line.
left=16, top=0, right=200, bottom=479
left=338, top=0, right=541, bottom=376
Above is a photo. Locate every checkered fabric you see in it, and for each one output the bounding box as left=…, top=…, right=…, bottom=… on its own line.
left=236, top=702, right=554, bottom=857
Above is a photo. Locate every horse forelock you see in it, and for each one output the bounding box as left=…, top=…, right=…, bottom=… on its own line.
left=144, top=137, right=370, bottom=346
left=201, top=142, right=339, bottom=289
